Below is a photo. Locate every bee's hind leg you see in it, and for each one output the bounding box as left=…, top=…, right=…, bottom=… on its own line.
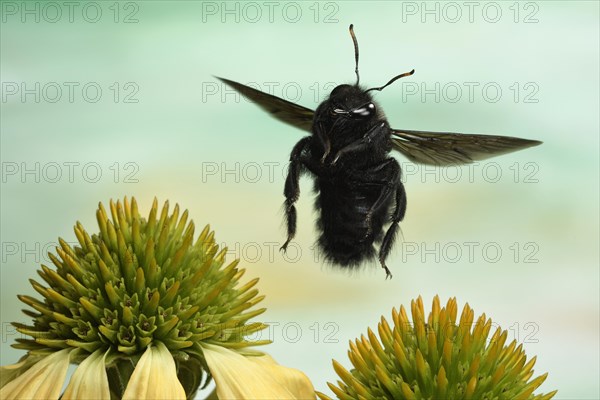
left=378, top=174, right=407, bottom=279
left=349, top=158, right=406, bottom=279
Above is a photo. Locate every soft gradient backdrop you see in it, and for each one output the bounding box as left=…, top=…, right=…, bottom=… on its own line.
left=1, top=1, right=598, bottom=398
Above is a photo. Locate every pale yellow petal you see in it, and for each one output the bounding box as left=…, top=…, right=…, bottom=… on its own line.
left=122, top=342, right=186, bottom=399
left=0, top=349, right=71, bottom=400
left=202, top=343, right=316, bottom=399
left=1, top=355, right=43, bottom=389
left=62, top=349, right=110, bottom=400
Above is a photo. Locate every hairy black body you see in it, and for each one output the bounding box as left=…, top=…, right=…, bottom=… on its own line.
left=281, top=85, right=404, bottom=276
left=216, top=25, right=541, bottom=278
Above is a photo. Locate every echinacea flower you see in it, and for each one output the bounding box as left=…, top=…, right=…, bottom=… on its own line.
left=0, top=197, right=314, bottom=399
left=318, top=296, right=556, bottom=400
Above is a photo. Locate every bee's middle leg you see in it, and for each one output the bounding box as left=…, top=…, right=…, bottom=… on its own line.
left=281, top=137, right=312, bottom=252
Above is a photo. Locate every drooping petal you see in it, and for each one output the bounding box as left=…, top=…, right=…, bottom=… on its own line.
left=0, top=349, right=72, bottom=400
left=202, top=343, right=316, bottom=399
left=122, top=342, right=185, bottom=399
left=62, top=349, right=110, bottom=400
left=0, top=354, right=43, bottom=389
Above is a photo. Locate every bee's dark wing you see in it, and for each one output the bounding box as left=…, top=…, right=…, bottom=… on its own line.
left=216, top=77, right=314, bottom=133
left=391, top=129, right=542, bottom=166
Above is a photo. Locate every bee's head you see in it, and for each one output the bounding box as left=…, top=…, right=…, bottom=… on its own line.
left=327, top=84, right=377, bottom=120
left=327, top=24, right=414, bottom=120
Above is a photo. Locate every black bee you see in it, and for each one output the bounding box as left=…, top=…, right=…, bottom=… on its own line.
left=217, top=25, right=541, bottom=279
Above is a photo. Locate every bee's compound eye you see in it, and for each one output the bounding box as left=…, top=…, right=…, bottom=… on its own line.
left=330, top=107, right=348, bottom=116
left=352, top=103, right=375, bottom=117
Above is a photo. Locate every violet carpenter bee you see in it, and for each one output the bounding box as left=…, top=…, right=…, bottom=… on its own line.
left=216, top=25, right=541, bottom=279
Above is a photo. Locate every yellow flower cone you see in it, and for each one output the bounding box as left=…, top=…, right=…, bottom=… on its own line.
left=1, top=198, right=302, bottom=398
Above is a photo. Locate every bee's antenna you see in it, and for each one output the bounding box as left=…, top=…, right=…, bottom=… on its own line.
left=349, top=24, right=360, bottom=86
left=365, top=69, right=415, bottom=93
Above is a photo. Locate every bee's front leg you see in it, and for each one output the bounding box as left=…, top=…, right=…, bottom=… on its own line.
left=331, top=122, right=387, bottom=165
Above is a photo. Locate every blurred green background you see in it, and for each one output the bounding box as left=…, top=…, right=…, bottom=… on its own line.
left=1, top=1, right=598, bottom=398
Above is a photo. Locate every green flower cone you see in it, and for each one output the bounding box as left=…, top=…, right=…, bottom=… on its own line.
left=318, top=296, right=557, bottom=400
left=0, top=197, right=313, bottom=399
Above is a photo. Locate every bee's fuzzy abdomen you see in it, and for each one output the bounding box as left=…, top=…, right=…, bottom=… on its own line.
left=317, top=234, right=376, bottom=267
left=314, top=179, right=390, bottom=268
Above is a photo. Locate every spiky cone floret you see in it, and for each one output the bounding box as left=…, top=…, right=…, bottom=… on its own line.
left=0, top=197, right=314, bottom=399
left=317, top=296, right=557, bottom=400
